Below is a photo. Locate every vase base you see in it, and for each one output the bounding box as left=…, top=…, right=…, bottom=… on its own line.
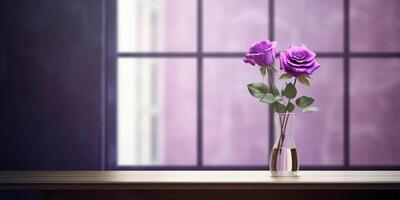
left=270, top=171, right=298, bottom=177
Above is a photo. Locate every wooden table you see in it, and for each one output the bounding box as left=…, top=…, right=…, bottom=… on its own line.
left=0, top=171, right=399, bottom=199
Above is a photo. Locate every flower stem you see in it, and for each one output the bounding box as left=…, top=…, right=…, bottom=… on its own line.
left=278, top=77, right=297, bottom=153
left=266, top=66, right=273, bottom=88
left=282, top=78, right=297, bottom=132
left=265, top=67, right=284, bottom=153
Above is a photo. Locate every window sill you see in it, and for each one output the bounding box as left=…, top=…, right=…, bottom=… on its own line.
left=0, top=171, right=399, bottom=190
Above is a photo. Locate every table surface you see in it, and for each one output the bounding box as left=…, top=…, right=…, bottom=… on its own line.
left=0, top=171, right=399, bottom=190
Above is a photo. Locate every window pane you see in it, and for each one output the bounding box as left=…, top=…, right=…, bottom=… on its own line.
left=350, top=59, right=400, bottom=165
left=117, top=0, right=196, bottom=52
left=204, top=0, right=269, bottom=52
left=350, top=0, right=400, bottom=52
left=117, top=58, right=196, bottom=166
left=276, top=59, right=344, bottom=165
left=276, top=0, right=343, bottom=52
left=203, top=58, right=269, bottom=165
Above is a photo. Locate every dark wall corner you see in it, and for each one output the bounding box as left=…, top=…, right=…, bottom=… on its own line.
left=0, top=0, right=105, bottom=170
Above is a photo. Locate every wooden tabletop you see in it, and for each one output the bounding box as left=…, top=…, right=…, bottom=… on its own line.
left=0, top=171, right=399, bottom=190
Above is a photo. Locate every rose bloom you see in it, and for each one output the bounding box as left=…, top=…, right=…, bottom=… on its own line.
left=279, top=45, right=320, bottom=77
left=243, top=39, right=277, bottom=67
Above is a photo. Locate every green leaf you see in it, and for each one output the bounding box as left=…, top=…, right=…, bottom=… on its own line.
left=267, top=66, right=278, bottom=73
left=259, top=67, right=266, bottom=79
left=279, top=73, right=292, bottom=80
left=302, top=107, right=320, bottom=113
left=260, top=94, right=283, bottom=104
left=247, top=83, right=268, bottom=98
left=298, top=75, right=310, bottom=86
left=272, top=102, right=286, bottom=113
left=282, top=83, right=297, bottom=99
left=274, top=95, right=283, bottom=102
left=270, top=85, right=280, bottom=96
left=295, top=96, right=315, bottom=108
left=260, top=94, right=276, bottom=103
left=286, top=102, right=295, bottom=112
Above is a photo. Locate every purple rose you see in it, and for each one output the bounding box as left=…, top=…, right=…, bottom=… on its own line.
left=279, top=45, right=320, bottom=77
left=243, top=39, right=277, bottom=67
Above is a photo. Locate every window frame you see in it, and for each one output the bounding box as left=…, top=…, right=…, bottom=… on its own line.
left=106, top=0, right=400, bottom=170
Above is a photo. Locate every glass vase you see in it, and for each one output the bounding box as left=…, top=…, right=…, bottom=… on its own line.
left=269, top=113, right=299, bottom=176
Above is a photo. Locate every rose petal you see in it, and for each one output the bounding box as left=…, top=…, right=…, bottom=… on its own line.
left=279, top=44, right=320, bottom=76
left=249, top=39, right=273, bottom=54
left=279, top=52, right=288, bottom=70
left=243, top=54, right=256, bottom=66
left=305, top=61, right=320, bottom=75
left=287, top=58, right=316, bottom=68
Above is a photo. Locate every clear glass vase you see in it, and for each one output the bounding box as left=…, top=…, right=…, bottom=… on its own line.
left=269, top=113, right=299, bottom=176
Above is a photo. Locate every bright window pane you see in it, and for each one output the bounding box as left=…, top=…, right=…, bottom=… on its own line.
left=203, top=0, right=269, bottom=52
left=117, top=58, right=197, bottom=166
left=117, top=0, right=196, bottom=52
left=295, top=59, right=344, bottom=165
left=275, top=59, right=344, bottom=165
left=276, top=0, right=343, bottom=52
left=203, top=58, right=269, bottom=165
left=350, top=59, right=400, bottom=165
left=350, top=0, right=400, bottom=52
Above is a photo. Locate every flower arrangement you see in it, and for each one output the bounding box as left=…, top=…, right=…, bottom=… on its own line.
left=244, top=39, right=320, bottom=155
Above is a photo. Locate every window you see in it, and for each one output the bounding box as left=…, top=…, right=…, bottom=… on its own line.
left=106, top=0, right=400, bottom=169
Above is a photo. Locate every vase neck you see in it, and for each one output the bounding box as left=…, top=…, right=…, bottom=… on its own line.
left=273, top=113, right=295, bottom=149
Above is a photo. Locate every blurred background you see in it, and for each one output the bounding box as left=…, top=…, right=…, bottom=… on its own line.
left=115, top=0, right=400, bottom=168
left=1, top=0, right=400, bottom=175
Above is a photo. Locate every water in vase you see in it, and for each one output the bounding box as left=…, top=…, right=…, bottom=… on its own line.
left=269, top=113, right=299, bottom=176
left=270, top=148, right=299, bottom=176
